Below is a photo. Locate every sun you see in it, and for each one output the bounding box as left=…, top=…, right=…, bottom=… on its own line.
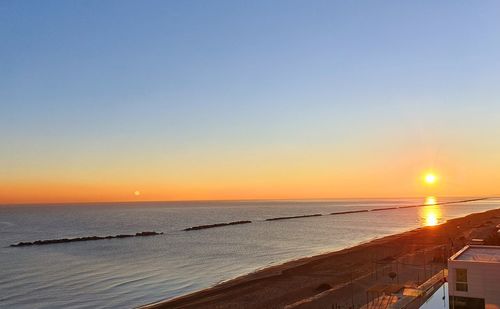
left=134, top=190, right=141, bottom=196
left=424, top=173, right=437, bottom=185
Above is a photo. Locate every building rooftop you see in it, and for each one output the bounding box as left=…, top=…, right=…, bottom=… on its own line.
left=451, top=245, right=500, bottom=263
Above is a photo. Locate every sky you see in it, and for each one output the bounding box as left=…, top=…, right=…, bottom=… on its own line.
left=2, top=1, right=500, bottom=204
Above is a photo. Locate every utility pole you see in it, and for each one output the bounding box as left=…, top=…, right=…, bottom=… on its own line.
left=396, top=259, right=399, bottom=285
left=423, top=249, right=427, bottom=281
left=442, top=245, right=446, bottom=279
left=350, top=266, right=354, bottom=309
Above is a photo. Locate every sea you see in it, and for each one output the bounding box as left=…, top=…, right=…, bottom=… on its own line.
left=0, top=197, right=498, bottom=308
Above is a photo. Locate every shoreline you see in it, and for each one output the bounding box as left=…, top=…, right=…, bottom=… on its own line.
left=140, top=206, right=500, bottom=309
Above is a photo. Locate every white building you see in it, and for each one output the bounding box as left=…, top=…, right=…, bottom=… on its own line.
left=448, top=245, right=500, bottom=309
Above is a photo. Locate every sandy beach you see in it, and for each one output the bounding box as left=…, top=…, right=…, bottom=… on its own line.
left=141, top=207, right=500, bottom=309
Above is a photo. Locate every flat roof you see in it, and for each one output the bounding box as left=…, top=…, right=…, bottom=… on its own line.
left=451, top=245, right=500, bottom=263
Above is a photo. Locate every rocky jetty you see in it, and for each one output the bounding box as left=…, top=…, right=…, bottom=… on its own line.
left=330, top=210, right=369, bottom=215
left=370, top=207, right=398, bottom=211
left=265, top=214, right=322, bottom=221
left=398, top=205, right=420, bottom=209
left=183, top=221, right=252, bottom=231
left=10, top=231, right=163, bottom=247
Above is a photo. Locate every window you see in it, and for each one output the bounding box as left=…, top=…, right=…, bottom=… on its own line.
left=455, top=268, right=468, bottom=292
left=450, top=296, right=484, bottom=309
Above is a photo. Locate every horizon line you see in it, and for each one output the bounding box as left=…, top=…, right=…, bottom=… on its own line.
left=1, top=194, right=495, bottom=207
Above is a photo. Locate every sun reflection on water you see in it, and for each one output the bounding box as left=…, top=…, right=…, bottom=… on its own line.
left=425, top=196, right=436, bottom=205
left=421, top=196, right=442, bottom=227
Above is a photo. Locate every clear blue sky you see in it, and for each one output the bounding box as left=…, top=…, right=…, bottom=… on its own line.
left=2, top=1, right=500, bottom=203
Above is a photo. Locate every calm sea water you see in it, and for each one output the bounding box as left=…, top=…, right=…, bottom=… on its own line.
left=1, top=198, right=498, bottom=308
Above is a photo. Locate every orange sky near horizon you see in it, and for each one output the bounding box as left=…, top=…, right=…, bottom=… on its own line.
left=2, top=139, right=500, bottom=205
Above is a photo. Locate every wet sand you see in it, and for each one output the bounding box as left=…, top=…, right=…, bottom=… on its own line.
left=141, top=207, right=500, bottom=309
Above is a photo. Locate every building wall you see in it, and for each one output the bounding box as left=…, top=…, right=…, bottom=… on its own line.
left=449, top=259, right=500, bottom=308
